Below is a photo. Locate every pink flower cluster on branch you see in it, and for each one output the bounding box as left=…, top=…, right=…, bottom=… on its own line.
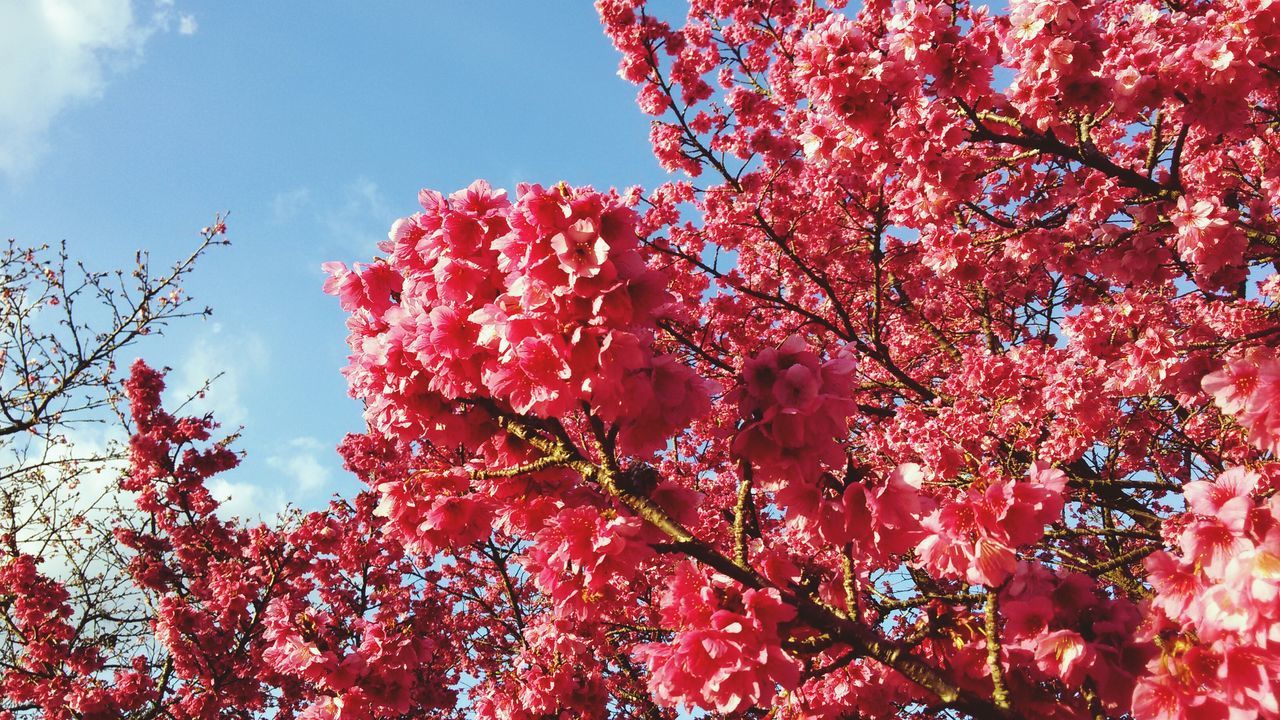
left=324, top=180, right=714, bottom=457
left=0, top=362, right=463, bottom=720
left=1138, top=467, right=1280, bottom=719
left=0, top=555, right=157, bottom=719
left=917, top=462, right=1067, bottom=587
left=635, top=562, right=802, bottom=714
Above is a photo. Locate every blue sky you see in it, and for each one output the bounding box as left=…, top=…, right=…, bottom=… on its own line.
left=0, top=1, right=673, bottom=516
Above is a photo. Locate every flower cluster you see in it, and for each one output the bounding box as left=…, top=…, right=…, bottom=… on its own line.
left=999, top=0, right=1104, bottom=131
left=371, top=467, right=494, bottom=554
left=523, top=505, right=654, bottom=620
left=1203, top=350, right=1280, bottom=454
left=1001, top=563, right=1150, bottom=716
left=327, top=181, right=714, bottom=457
left=1169, top=196, right=1247, bottom=282
left=916, top=462, right=1067, bottom=586
left=262, top=597, right=446, bottom=720
left=469, top=619, right=610, bottom=720
left=731, top=335, right=857, bottom=483
left=1138, top=467, right=1280, bottom=719
left=634, top=562, right=802, bottom=714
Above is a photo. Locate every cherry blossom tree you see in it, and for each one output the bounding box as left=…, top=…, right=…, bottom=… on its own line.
left=10, top=0, right=1280, bottom=717
left=0, top=226, right=226, bottom=718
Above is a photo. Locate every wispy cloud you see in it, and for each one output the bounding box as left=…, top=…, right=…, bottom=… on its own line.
left=168, top=323, right=268, bottom=429
left=177, top=13, right=197, bottom=35
left=320, top=176, right=392, bottom=251
left=0, top=0, right=193, bottom=179
left=209, top=436, right=336, bottom=523
left=267, top=436, right=333, bottom=493
left=271, top=186, right=312, bottom=222
left=1, top=424, right=131, bottom=581
left=208, top=477, right=286, bottom=521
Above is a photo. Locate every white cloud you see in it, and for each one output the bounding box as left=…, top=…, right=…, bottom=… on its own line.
left=177, top=12, right=196, bottom=35
left=321, top=177, right=392, bottom=250
left=0, top=0, right=190, bottom=179
left=0, top=423, right=131, bottom=581
left=208, top=477, right=286, bottom=521
left=267, top=436, right=333, bottom=493
left=209, top=436, right=336, bottom=522
left=168, top=323, right=269, bottom=429
left=272, top=187, right=312, bottom=222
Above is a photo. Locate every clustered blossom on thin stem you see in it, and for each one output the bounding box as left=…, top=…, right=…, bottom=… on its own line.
left=1137, top=467, right=1280, bottom=719
left=634, top=562, right=802, bottom=714
left=916, top=462, right=1067, bottom=587
left=323, top=180, right=714, bottom=457
left=1204, top=350, right=1280, bottom=455
left=0, top=362, right=463, bottom=720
